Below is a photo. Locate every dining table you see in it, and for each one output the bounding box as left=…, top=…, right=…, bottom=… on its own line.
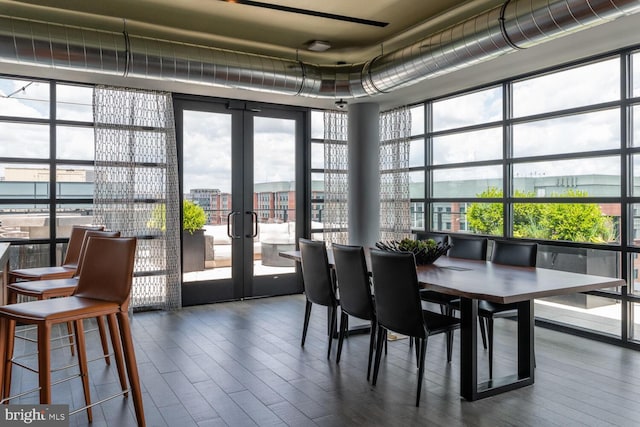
left=279, top=249, right=625, bottom=401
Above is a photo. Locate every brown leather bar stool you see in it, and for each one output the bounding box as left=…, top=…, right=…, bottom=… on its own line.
left=0, top=236, right=145, bottom=426
left=8, top=225, right=104, bottom=283
left=6, top=230, right=122, bottom=365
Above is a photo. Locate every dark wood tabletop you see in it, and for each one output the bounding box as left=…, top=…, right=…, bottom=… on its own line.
left=280, top=250, right=624, bottom=304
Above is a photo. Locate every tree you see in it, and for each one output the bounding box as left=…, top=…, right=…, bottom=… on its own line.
left=467, top=187, right=503, bottom=235
left=467, top=187, right=615, bottom=243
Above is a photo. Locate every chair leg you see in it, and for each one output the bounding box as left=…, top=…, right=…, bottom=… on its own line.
left=372, top=326, right=386, bottom=386
left=416, top=337, right=428, bottom=407
left=107, top=313, right=129, bottom=396
left=3, top=319, right=17, bottom=400
left=301, top=300, right=312, bottom=346
left=65, top=322, right=76, bottom=356
left=117, top=310, right=146, bottom=427
left=487, top=317, right=494, bottom=379
left=415, top=337, right=420, bottom=368
left=445, top=306, right=454, bottom=361
left=327, top=306, right=336, bottom=359
left=479, top=316, right=488, bottom=349
left=0, top=318, right=6, bottom=401
left=73, top=320, right=93, bottom=422
left=336, top=312, right=348, bottom=363
left=447, top=329, right=454, bottom=363
left=96, top=316, right=111, bottom=365
left=37, top=323, right=52, bottom=404
left=367, top=321, right=376, bottom=381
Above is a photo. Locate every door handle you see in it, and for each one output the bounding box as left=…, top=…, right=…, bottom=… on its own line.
left=246, top=211, right=258, bottom=238
left=227, top=211, right=241, bottom=239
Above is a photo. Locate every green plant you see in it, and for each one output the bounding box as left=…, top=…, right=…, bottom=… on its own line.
left=146, top=200, right=206, bottom=234
left=182, top=200, right=206, bottom=234
left=375, top=237, right=450, bottom=265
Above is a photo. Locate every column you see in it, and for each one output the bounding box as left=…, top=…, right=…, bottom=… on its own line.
left=347, top=102, right=380, bottom=247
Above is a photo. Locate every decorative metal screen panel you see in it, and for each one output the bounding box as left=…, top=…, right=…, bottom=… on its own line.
left=379, top=107, right=412, bottom=241
left=93, top=86, right=181, bottom=310
left=323, top=110, right=349, bottom=245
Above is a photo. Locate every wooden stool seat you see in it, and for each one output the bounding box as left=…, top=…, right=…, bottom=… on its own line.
left=9, top=266, right=76, bottom=283
left=7, top=278, right=78, bottom=300
left=0, top=297, right=120, bottom=323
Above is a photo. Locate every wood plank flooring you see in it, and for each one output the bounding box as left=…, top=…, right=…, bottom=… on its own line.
left=6, top=294, right=640, bottom=426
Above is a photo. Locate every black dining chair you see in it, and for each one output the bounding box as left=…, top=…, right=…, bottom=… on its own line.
left=420, top=234, right=487, bottom=315
left=299, top=238, right=339, bottom=359
left=332, top=243, right=377, bottom=380
left=480, top=240, right=538, bottom=379
left=370, top=249, right=460, bottom=407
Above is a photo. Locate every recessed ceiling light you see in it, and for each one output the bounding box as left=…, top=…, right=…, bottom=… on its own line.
left=307, top=40, right=331, bottom=52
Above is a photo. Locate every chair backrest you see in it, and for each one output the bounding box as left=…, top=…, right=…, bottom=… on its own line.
left=299, top=238, right=336, bottom=307
left=74, top=230, right=121, bottom=277
left=74, top=237, right=137, bottom=305
left=416, top=232, right=449, bottom=246
left=62, top=225, right=105, bottom=268
left=491, top=240, right=537, bottom=267
left=370, top=249, right=425, bottom=338
left=447, top=235, right=488, bottom=260
left=332, top=244, right=374, bottom=321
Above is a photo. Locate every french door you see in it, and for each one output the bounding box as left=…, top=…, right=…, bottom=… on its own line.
left=175, top=98, right=304, bottom=305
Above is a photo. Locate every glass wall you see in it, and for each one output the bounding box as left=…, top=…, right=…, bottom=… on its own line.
left=0, top=77, right=95, bottom=268
left=400, top=51, right=640, bottom=345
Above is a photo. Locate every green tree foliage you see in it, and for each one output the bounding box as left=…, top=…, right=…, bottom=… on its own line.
left=467, top=187, right=503, bottom=236
left=467, top=187, right=615, bottom=243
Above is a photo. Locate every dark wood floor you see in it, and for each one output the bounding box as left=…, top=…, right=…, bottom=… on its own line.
left=7, top=294, right=640, bottom=426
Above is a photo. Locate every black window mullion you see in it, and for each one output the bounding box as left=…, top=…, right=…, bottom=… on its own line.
left=49, top=82, right=57, bottom=265
left=621, top=51, right=632, bottom=342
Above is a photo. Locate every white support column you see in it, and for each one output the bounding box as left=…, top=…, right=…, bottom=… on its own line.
left=347, top=102, right=380, bottom=247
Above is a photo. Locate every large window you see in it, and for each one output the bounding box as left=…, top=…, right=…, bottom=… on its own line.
left=0, top=77, right=95, bottom=267
left=406, top=51, right=640, bottom=346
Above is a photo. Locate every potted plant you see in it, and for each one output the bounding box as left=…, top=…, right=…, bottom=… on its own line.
left=375, top=237, right=450, bottom=265
left=182, top=200, right=207, bottom=272
left=147, top=200, right=207, bottom=272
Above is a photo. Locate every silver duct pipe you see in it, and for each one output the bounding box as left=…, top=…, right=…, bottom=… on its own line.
left=0, top=0, right=638, bottom=99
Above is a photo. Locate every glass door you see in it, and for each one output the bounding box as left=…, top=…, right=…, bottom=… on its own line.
left=176, top=99, right=303, bottom=305
left=246, top=112, right=301, bottom=297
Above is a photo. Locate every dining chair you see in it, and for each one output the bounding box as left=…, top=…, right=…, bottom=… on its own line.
left=370, top=249, right=460, bottom=407
left=331, top=243, right=377, bottom=380
left=6, top=230, right=121, bottom=363
left=0, top=236, right=144, bottom=426
left=420, top=234, right=487, bottom=314
left=299, top=238, right=339, bottom=359
left=480, top=240, right=538, bottom=379
left=8, top=225, right=104, bottom=283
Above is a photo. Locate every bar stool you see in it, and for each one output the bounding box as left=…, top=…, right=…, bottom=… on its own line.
left=5, top=230, right=121, bottom=369
left=8, top=225, right=104, bottom=283
left=0, top=236, right=145, bottom=426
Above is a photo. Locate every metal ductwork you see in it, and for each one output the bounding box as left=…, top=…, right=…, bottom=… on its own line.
left=0, top=0, right=639, bottom=99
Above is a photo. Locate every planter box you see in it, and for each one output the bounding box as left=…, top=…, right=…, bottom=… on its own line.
left=183, top=229, right=205, bottom=273
left=538, top=246, right=617, bottom=309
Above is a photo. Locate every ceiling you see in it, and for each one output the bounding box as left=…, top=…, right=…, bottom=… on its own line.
left=1, top=0, right=640, bottom=110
